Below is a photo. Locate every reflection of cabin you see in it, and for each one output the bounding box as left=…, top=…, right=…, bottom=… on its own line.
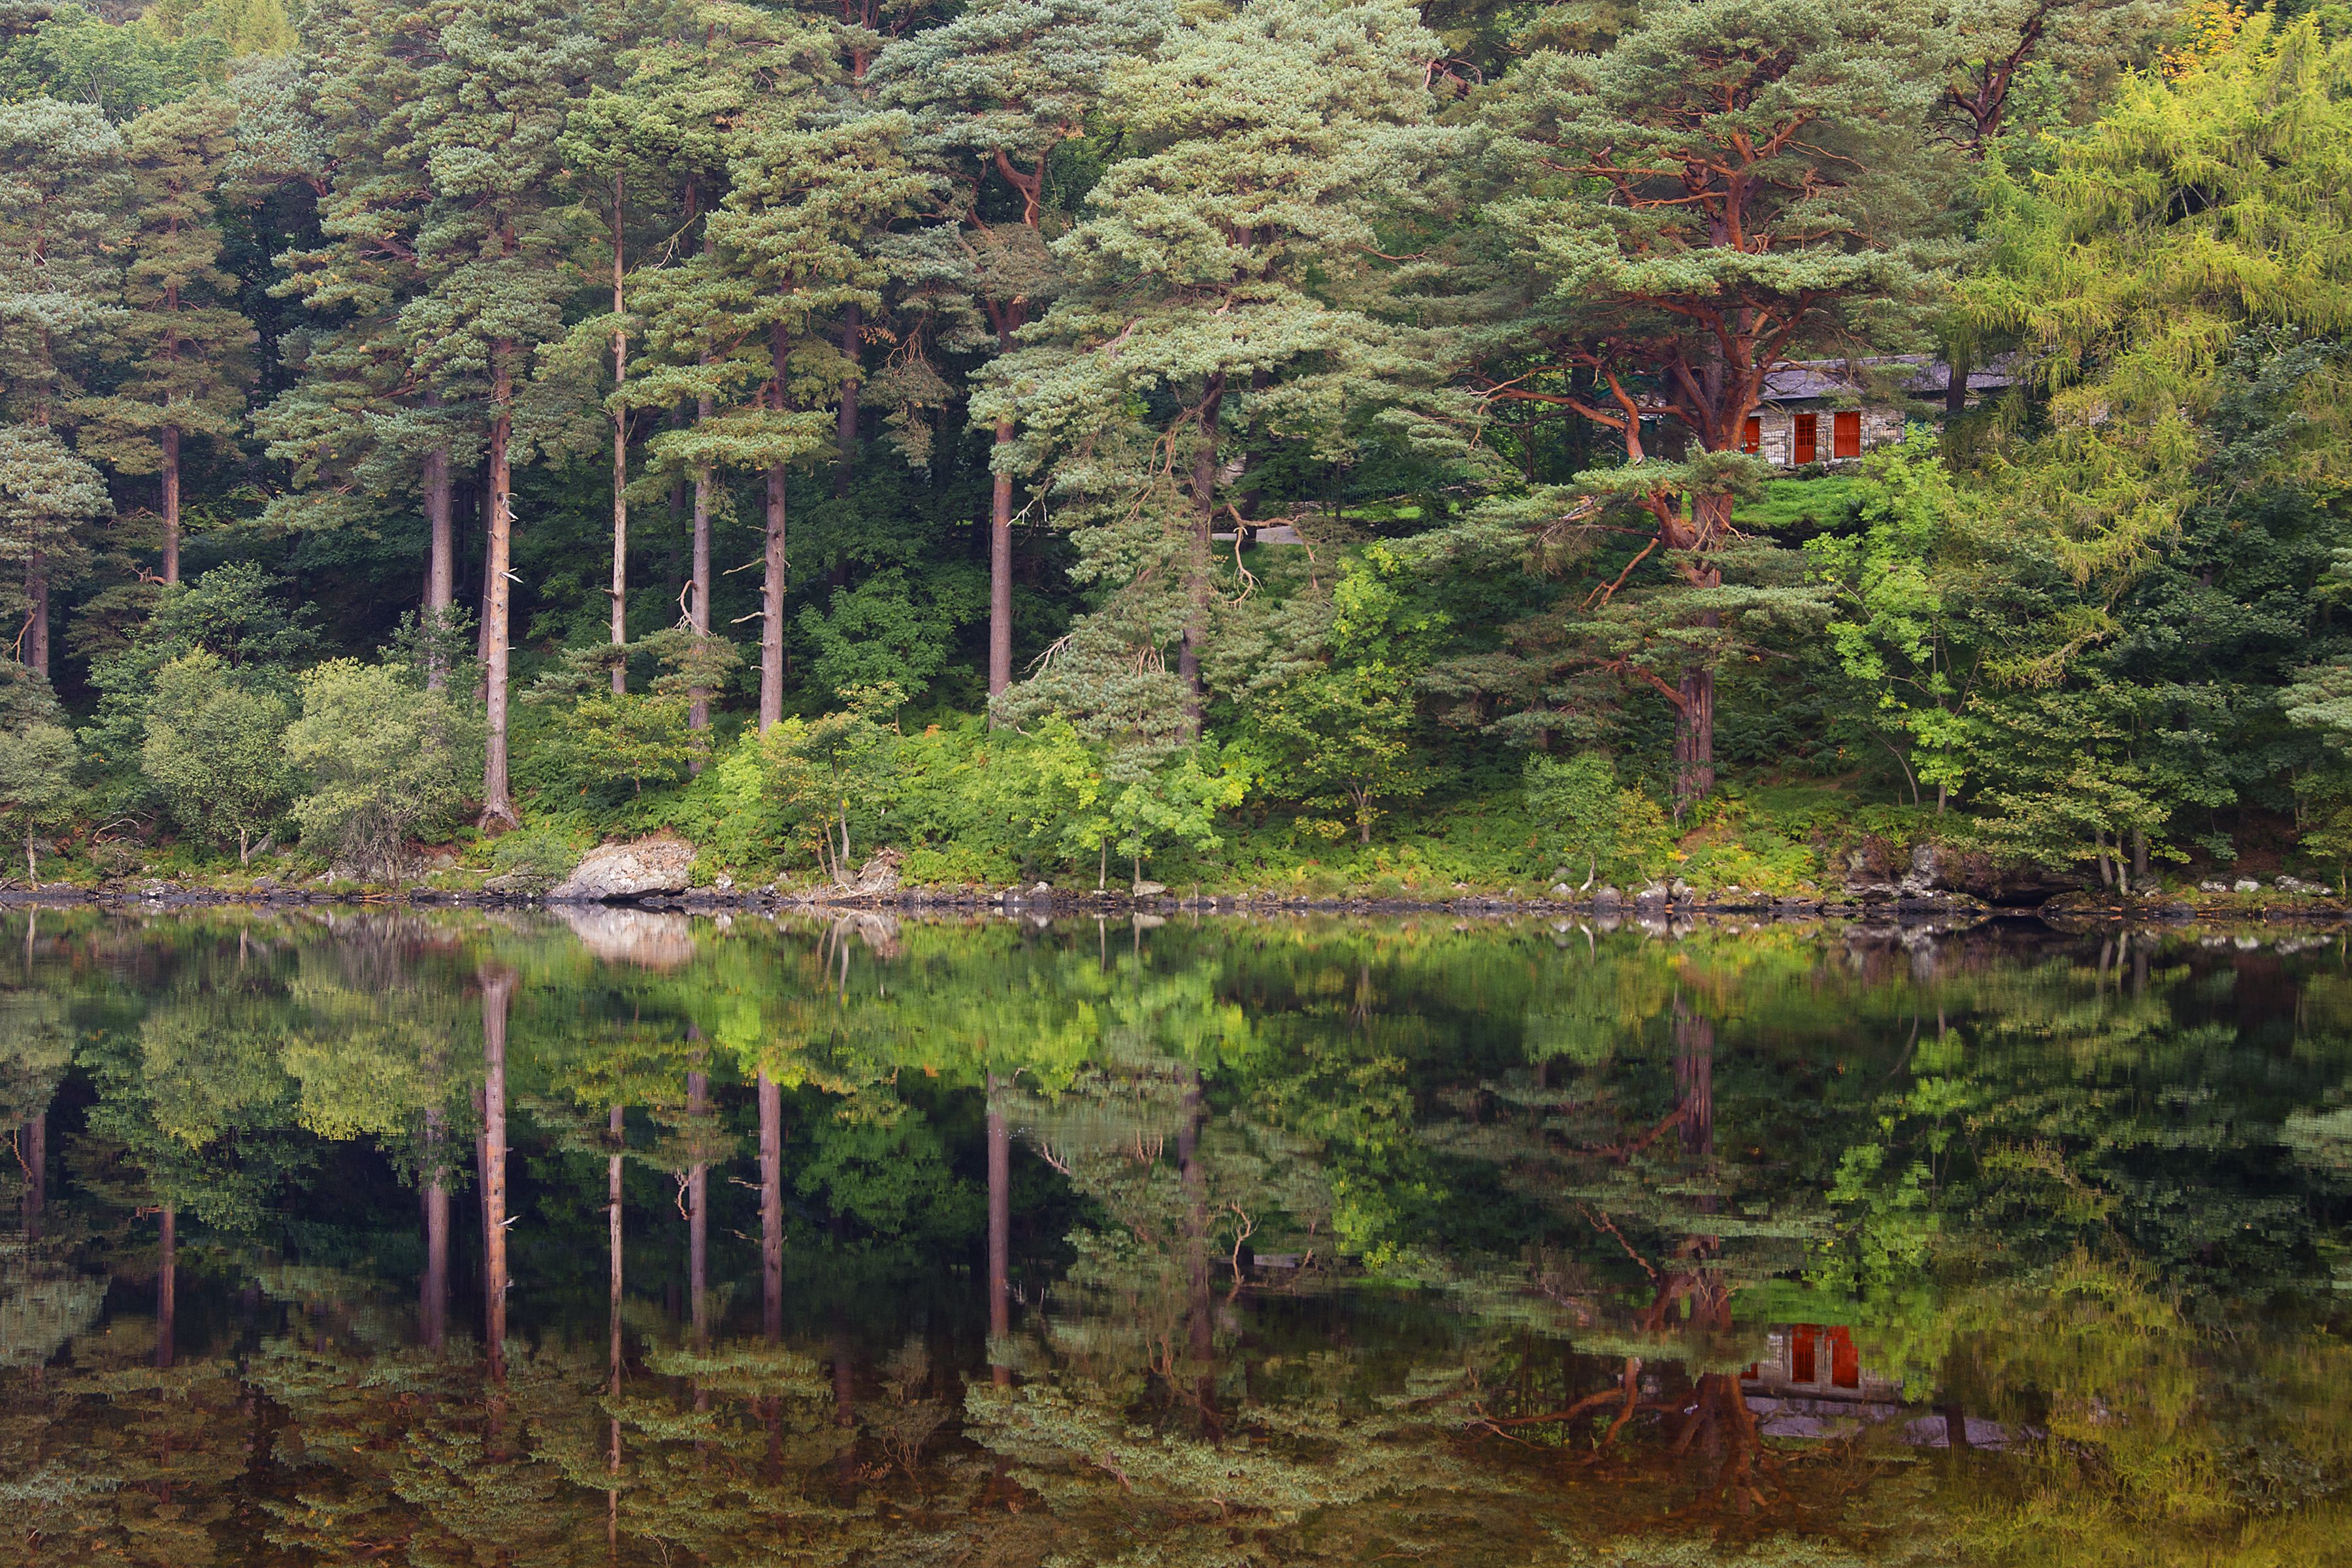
left=1737, top=1322, right=2016, bottom=1449
left=1735, top=356, right=2019, bottom=468
left=1741, top=1323, right=1901, bottom=1403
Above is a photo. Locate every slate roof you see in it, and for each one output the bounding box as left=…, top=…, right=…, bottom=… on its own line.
left=1761, top=353, right=2021, bottom=402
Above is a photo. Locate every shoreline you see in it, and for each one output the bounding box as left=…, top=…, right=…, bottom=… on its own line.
left=3, top=880, right=2346, bottom=928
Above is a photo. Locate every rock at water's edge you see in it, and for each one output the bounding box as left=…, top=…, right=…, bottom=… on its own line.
left=549, top=838, right=696, bottom=902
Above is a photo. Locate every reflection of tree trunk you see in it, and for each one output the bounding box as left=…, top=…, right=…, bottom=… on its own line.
left=481, top=970, right=515, bottom=1382
left=1676, top=1371, right=1767, bottom=1511
left=832, top=1316, right=857, bottom=1484
left=1673, top=996, right=1714, bottom=1163
left=987, top=1075, right=1011, bottom=1389
left=1177, top=1068, right=1218, bottom=1437
left=759, top=1072, right=783, bottom=1343
left=423, top=1108, right=449, bottom=1351
left=20, top=1110, right=41, bottom=1241
left=479, top=353, right=519, bottom=830
left=608, top=1102, right=623, bottom=1557
left=155, top=1205, right=176, bottom=1369
left=687, top=1067, right=710, bottom=1353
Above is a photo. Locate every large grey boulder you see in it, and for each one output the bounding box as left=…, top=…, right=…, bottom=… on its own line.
left=548, top=838, right=696, bottom=902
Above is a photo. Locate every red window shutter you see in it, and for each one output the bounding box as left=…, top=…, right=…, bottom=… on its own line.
left=1833, top=410, right=1861, bottom=459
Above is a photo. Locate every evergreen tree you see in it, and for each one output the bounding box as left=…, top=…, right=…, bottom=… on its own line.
left=979, top=0, right=1451, bottom=738
left=0, top=97, right=129, bottom=679
left=392, top=0, right=604, bottom=826
left=74, top=92, right=255, bottom=587
left=1473, top=0, right=1951, bottom=804
left=873, top=0, right=1169, bottom=703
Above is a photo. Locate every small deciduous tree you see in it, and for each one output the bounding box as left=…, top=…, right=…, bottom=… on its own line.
left=759, top=685, right=901, bottom=885
left=284, top=659, right=483, bottom=884
left=0, top=718, right=77, bottom=882
left=140, top=649, right=293, bottom=863
left=1250, top=549, right=1438, bottom=845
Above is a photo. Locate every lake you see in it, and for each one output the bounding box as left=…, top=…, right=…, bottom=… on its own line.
left=3, top=907, right=2347, bottom=1566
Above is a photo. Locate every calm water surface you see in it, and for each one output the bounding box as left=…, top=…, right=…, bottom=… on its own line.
left=2, top=908, right=2347, bottom=1566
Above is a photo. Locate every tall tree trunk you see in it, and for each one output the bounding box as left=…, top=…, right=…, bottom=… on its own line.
left=988, top=422, right=1014, bottom=709
left=481, top=968, right=514, bottom=1382
left=1179, top=378, right=1224, bottom=739
left=610, top=172, right=630, bottom=696
left=160, top=425, right=181, bottom=586
left=25, top=549, right=46, bottom=681
left=834, top=305, right=859, bottom=498
left=423, top=435, right=454, bottom=691
left=1674, top=657, right=1716, bottom=809
left=479, top=351, right=519, bottom=831
left=423, top=1107, right=449, bottom=1350
left=987, top=1075, right=1011, bottom=1389
left=759, top=1071, right=783, bottom=1342
left=688, top=380, right=713, bottom=750
left=760, top=325, right=790, bottom=733
left=155, top=1205, right=176, bottom=1369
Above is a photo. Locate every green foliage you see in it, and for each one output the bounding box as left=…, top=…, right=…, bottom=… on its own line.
left=0, top=715, right=77, bottom=879
left=1523, top=751, right=1669, bottom=889
left=139, top=647, right=293, bottom=862
left=283, top=659, right=483, bottom=883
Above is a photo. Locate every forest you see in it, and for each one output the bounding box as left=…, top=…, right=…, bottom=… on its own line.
left=5, top=0, right=2352, bottom=898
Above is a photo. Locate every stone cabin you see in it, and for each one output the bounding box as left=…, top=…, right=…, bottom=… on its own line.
left=1734, top=355, right=2016, bottom=468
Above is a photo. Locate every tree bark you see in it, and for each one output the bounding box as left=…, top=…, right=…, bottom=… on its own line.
left=987, top=1074, right=1011, bottom=1389
left=834, top=304, right=859, bottom=498
left=689, top=380, right=713, bottom=749
left=1674, top=655, right=1716, bottom=809
left=479, top=350, right=519, bottom=831
left=760, top=325, right=790, bottom=733
left=988, top=421, right=1015, bottom=709
left=25, top=549, right=46, bottom=681
left=423, top=431, right=454, bottom=690
left=1180, top=379, right=1224, bottom=739
left=160, top=425, right=182, bottom=586
left=480, top=968, right=514, bottom=1381
left=611, top=172, right=629, bottom=696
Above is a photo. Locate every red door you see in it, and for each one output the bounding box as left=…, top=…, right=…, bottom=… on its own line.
left=1833, top=410, right=1861, bottom=459
left=1793, top=414, right=1818, bottom=465
left=1742, top=416, right=1761, bottom=455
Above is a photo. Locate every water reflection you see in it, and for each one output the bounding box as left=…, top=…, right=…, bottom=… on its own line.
left=1, top=909, right=2347, bottom=1564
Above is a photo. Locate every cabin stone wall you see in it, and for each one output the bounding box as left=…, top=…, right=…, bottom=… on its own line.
left=1745, top=406, right=1904, bottom=468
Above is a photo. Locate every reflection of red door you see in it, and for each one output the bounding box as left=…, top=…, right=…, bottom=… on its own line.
left=1829, top=1326, right=1860, bottom=1388
left=1833, top=410, right=1862, bottom=459
left=1742, top=416, right=1761, bottom=455
left=1794, top=413, right=1818, bottom=464
left=1791, top=1325, right=1817, bottom=1383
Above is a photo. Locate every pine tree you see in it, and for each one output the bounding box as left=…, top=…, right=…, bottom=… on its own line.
left=75, top=92, right=256, bottom=587
left=391, top=0, right=604, bottom=826
left=1473, top=0, right=1950, bottom=804
left=873, top=0, right=1169, bottom=706
left=975, top=0, right=1450, bottom=738
left=0, top=97, right=129, bottom=679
